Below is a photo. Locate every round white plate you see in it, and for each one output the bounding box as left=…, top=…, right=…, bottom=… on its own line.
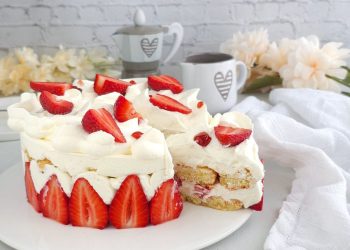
left=0, top=165, right=252, bottom=250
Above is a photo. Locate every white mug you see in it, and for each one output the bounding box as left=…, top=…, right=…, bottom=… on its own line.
left=180, top=53, right=247, bottom=114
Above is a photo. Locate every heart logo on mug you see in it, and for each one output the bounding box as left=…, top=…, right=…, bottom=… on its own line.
left=140, top=38, right=159, bottom=58
left=214, top=70, right=233, bottom=101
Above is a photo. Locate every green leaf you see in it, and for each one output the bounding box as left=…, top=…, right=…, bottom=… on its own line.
left=242, top=75, right=282, bottom=93
left=342, top=91, right=350, bottom=97
left=326, top=74, right=350, bottom=87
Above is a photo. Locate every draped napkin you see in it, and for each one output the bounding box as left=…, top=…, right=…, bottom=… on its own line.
left=232, top=88, right=350, bottom=250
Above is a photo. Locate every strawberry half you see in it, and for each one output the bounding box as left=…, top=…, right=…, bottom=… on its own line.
left=30, top=82, right=72, bottom=96
left=148, top=75, right=184, bottom=94
left=149, top=94, right=192, bottom=114
left=249, top=179, right=264, bottom=211
left=69, top=178, right=109, bottom=229
left=109, top=175, right=149, bottom=229
left=193, top=132, right=212, bottom=147
left=39, top=91, right=73, bottom=115
left=114, top=95, right=142, bottom=122
left=150, top=179, right=183, bottom=225
left=94, top=74, right=132, bottom=95
left=39, top=175, right=69, bottom=225
left=214, top=125, right=252, bottom=147
left=24, top=161, right=41, bottom=213
left=82, top=108, right=126, bottom=143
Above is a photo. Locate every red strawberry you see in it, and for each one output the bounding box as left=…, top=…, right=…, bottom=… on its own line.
left=39, top=91, right=73, bottom=115
left=114, top=95, right=142, bottom=122
left=214, top=125, right=252, bottom=147
left=24, top=161, right=41, bottom=213
left=69, top=178, right=109, bottom=229
left=149, top=94, right=192, bottom=115
left=131, top=131, right=143, bottom=139
left=249, top=179, right=264, bottom=211
left=109, top=175, right=149, bottom=229
left=193, top=132, right=211, bottom=147
left=39, top=175, right=69, bottom=225
left=193, top=184, right=211, bottom=199
left=150, top=179, right=183, bottom=225
left=148, top=75, right=184, bottom=94
left=94, top=74, right=132, bottom=95
left=82, top=108, right=126, bottom=143
left=197, top=101, right=204, bottom=108
left=30, top=82, right=72, bottom=96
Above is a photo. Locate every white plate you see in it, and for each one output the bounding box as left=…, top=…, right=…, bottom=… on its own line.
left=0, top=165, right=252, bottom=250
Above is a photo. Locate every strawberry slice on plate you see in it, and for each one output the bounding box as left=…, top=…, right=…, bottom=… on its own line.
left=150, top=179, right=183, bottom=225
left=193, top=131, right=212, bottom=147
left=214, top=125, right=252, bottom=147
left=30, top=82, right=72, bottom=96
left=39, top=91, right=73, bottom=115
left=69, top=178, right=109, bottom=229
left=39, top=175, right=69, bottom=225
left=94, top=74, right=132, bottom=95
left=24, top=161, right=41, bottom=213
left=82, top=108, right=126, bottom=143
left=109, top=175, right=149, bottom=229
left=148, top=75, right=184, bottom=94
left=149, top=94, right=192, bottom=114
left=114, top=95, right=142, bottom=122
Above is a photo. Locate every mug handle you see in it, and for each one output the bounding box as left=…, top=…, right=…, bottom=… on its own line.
left=162, top=22, right=184, bottom=64
left=235, top=61, right=248, bottom=90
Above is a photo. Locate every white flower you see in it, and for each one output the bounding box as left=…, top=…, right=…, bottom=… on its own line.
left=69, top=49, right=95, bottom=79
left=14, top=47, right=39, bottom=67
left=220, top=28, right=269, bottom=67
left=87, top=47, right=114, bottom=64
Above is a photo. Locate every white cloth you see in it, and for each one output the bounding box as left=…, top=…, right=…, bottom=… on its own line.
left=232, top=88, right=350, bottom=250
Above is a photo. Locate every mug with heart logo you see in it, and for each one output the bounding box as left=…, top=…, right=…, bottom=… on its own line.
left=180, top=53, right=247, bottom=114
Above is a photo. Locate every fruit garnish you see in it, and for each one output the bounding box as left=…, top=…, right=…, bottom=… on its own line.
left=109, top=175, right=149, bottom=229
left=131, top=131, right=144, bottom=139
left=197, top=101, right=204, bottom=108
left=94, top=74, right=132, bottom=95
left=30, top=81, right=72, bottom=96
left=24, top=161, right=41, bottom=213
left=149, top=94, right=192, bottom=114
left=69, top=178, right=109, bottom=229
left=148, top=75, right=184, bottom=94
left=39, top=175, right=69, bottom=225
left=249, top=179, right=264, bottom=211
left=193, top=132, right=212, bottom=147
left=82, top=108, right=126, bottom=143
left=114, top=95, right=142, bottom=122
left=150, top=179, right=183, bottom=225
left=214, top=125, right=252, bottom=147
left=39, top=91, right=73, bottom=115
left=129, top=80, right=136, bottom=85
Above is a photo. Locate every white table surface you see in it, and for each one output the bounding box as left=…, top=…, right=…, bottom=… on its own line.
left=0, top=94, right=295, bottom=250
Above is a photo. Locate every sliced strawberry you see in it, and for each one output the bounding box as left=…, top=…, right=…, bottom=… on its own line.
left=197, top=101, right=204, bottom=108
left=39, top=91, right=73, bottom=115
left=114, top=96, right=142, bottom=122
left=82, top=108, right=126, bottom=143
left=131, top=131, right=143, bottom=139
left=30, top=82, right=72, bottom=96
left=214, top=125, right=252, bottom=147
left=24, top=161, right=41, bottom=213
left=39, top=175, right=69, bottom=225
left=148, top=75, right=184, bottom=94
left=150, top=179, right=183, bottom=225
left=249, top=179, right=264, bottom=211
left=109, top=175, right=149, bottom=229
left=69, top=178, right=109, bottom=229
left=129, top=80, right=136, bottom=85
left=193, top=132, right=211, bottom=147
left=149, top=94, right=192, bottom=115
left=94, top=74, right=132, bottom=95
left=193, top=184, right=211, bottom=199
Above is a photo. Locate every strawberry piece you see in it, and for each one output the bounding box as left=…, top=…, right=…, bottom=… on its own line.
left=150, top=179, right=183, bottom=225
left=193, top=132, right=211, bottom=147
left=39, top=175, right=69, bottom=224
left=69, top=178, right=109, bottom=229
left=131, top=131, right=143, bottom=139
left=39, top=91, right=73, bottom=115
left=109, top=175, right=149, bottom=229
left=149, top=94, right=192, bottom=114
left=193, top=184, right=211, bottom=199
left=24, top=161, right=41, bottom=213
left=82, top=108, right=126, bottom=143
left=148, top=75, right=184, bottom=94
left=129, top=80, right=136, bottom=85
left=114, top=95, right=142, bottom=122
left=249, top=179, right=264, bottom=211
left=94, top=74, right=132, bottom=95
left=197, top=101, right=204, bottom=108
left=30, top=81, right=72, bottom=96
left=214, top=125, right=252, bottom=147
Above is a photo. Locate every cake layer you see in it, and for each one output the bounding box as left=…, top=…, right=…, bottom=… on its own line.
left=182, top=193, right=244, bottom=211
